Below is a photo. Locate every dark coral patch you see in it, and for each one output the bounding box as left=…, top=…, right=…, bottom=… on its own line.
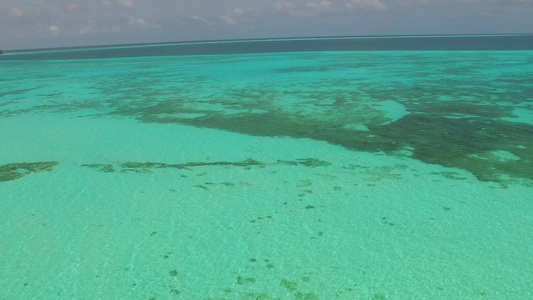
left=0, top=162, right=59, bottom=182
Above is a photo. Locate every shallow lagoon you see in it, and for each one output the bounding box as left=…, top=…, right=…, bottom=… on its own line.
left=1, top=36, right=532, bottom=299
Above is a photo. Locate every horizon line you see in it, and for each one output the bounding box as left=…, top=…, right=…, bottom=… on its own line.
left=3, top=32, right=533, bottom=54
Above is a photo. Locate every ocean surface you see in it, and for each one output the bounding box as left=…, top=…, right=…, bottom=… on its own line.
left=1, top=35, right=532, bottom=299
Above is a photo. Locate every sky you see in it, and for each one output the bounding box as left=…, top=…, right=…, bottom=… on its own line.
left=1, top=0, right=532, bottom=50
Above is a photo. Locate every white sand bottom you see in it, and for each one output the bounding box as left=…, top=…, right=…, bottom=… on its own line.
left=0, top=114, right=532, bottom=299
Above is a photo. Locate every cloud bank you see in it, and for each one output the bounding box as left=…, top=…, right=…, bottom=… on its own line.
left=0, top=0, right=531, bottom=49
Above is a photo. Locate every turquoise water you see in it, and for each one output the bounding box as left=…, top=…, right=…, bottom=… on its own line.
left=1, top=37, right=533, bottom=299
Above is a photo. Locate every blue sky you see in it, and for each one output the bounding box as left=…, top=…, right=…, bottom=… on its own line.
left=1, top=0, right=532, bottom=50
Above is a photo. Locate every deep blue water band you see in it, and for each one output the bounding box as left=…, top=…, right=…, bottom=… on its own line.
left=1, top=34, right=532, bottom=61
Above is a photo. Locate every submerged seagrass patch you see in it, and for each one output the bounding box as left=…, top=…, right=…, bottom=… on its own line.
left=0, top=162, right=59, bottom=182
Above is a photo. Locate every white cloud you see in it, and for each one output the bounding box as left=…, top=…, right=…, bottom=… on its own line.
left=127, top=17, right=157, bottom=29
left=306, top=1, right=336, bottom=13
left=220, top=15, right=237, bottom=25
left=118, top=0, right=136, bottom=9
left=126, top=16, right=161, bottom=30
left=48, top=25, right=60, bottom=35
left=220, top=7, right=251, bottom=25
left=275, top=1, right=309, bottom=17
left=77, top=25, right=120, bottom=35
left=275, top=1, right=349, bottom=17
left=233, top=8, right=246, bottom=15
left=190, top=15, right=213, bottom=26
left=9, top=7, right=23, bottom=17
left=347, top=0, right=388, bottom=11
